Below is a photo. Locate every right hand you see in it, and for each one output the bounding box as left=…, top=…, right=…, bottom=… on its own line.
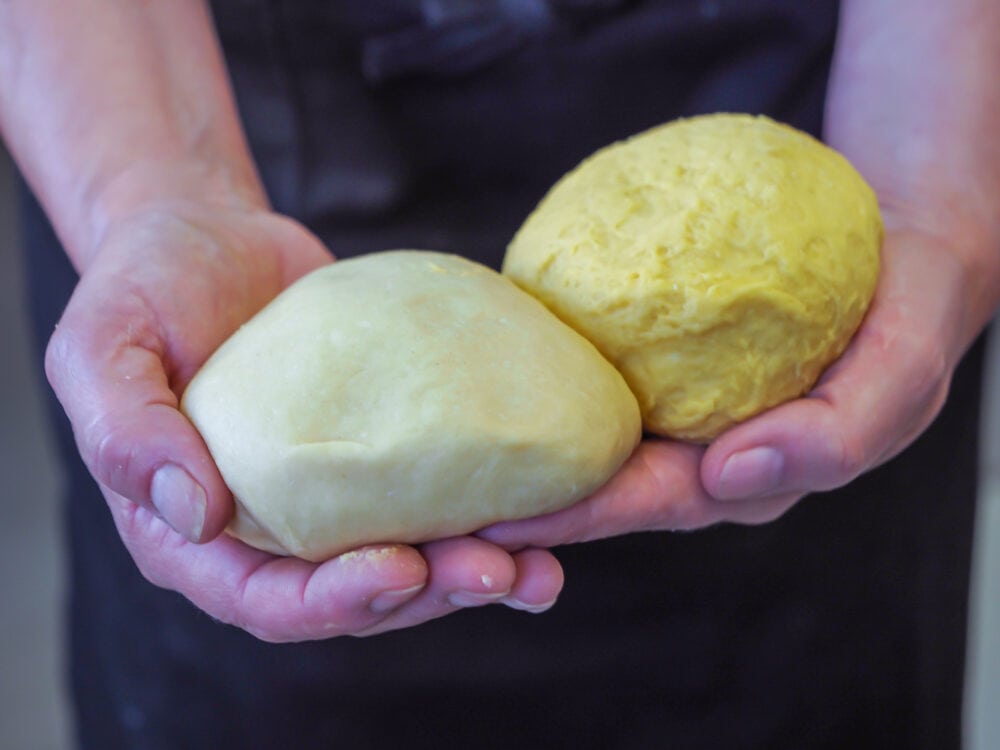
left=46, top=196, right=564, bottom=642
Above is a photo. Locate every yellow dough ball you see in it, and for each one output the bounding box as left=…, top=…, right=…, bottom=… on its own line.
left=503, top=113, right=882, bottom=442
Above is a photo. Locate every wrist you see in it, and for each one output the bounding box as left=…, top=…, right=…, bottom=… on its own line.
left=76, top=158, right=268, bottom=271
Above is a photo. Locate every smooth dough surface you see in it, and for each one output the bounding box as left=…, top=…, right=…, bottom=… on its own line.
left=503, top=114, right=882, bottom=441
left=182, top=250, right=641, bottom=561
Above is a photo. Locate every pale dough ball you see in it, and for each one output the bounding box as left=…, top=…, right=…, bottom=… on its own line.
left=181, top=250, right=641, bottom=562
left=503, top=114, right=882, bottom=441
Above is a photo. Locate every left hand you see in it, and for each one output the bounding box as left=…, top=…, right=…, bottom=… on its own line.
left=47, top=198, right=564, bottom=642
left=480, top=224, right=981, bottom=549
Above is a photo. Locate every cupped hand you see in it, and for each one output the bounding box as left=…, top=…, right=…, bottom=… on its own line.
left=46, top=199, right=563, bottom=642
left=481, top=224, right=987, bottom=550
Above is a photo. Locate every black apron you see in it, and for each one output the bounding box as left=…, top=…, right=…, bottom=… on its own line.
left=21, top=2, right=981, bottom=747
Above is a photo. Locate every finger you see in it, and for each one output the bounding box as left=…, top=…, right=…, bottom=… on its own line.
left=231, top=547, right=430, bottom=642
left=699, top=384, right=937, bottom=502
left=480, top=439, right=809, bottom=551
left=108, top=492, right=431, bottom=642
left=500, top=547, right=565, bottom=614
left=356, top=536, right=523, bottom=637
left=481, top=441, right=720, bottom=549
left=46, top=278, right=232, bottom=542
left=701, top=234, right=960, bottom=501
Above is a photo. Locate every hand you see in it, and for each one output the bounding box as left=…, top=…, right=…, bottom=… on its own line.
left=45, top=199, right=564, bottom=642
left=480, top=225, right=979, bottom=549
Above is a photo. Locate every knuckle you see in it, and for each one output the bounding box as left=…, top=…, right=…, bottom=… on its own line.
left=241, top=623, right=284, bottom=643
left=238, top=616, right=312, bottom=643
left=43, top=323, right=78, bottom=393
left=82, top=417, right=140, bottom=493
left=114, top=507, right=175, bottom=588
left=909, top=338, right=952, bottom=408
left=741, top=493, right=802, bottom=525
left=835, top=434, right=867, bottom=483
left=639, top=443, right=709, bottom=531
left=133, top=556, right=171, bottom=590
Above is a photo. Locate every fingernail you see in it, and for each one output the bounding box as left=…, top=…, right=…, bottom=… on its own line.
left=716, top=447, right=784, bottom=500
left=369, top=584, right=424, bottom=615
left=503, top=597, right=558, bottom=614
left=150, top=464, right=207, bottom=542
left=447, top=591, right=509, bottom=608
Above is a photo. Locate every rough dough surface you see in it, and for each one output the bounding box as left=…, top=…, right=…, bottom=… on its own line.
left=503, top=114, right=882, bottom=441
left=182, top=251, right=641, bottom=561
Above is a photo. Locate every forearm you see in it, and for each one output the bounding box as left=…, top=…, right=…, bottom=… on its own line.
left=0, top=0, right=265, bottom=270
left=825, top=0, right=1000, bottom=349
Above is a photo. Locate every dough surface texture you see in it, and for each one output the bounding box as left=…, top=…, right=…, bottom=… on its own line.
left=182, top=250, right=641, bottom=561
left=503, top=114, right=882, bottom=441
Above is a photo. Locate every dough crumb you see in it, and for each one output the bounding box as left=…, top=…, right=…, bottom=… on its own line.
left=337, top=546, right=400, bottom=566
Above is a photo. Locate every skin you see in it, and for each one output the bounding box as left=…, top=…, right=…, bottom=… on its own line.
left=2, top=0, right=998, bottom=642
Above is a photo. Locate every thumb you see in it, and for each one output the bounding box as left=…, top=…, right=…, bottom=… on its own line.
left=45, top=282, right=233, bottom=543
left=701, top=230, right=967, bottom=502
left=701, top=304, right=952, bottom=502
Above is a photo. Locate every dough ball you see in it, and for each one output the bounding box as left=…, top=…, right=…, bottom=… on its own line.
left=503, top=113, right=882, bottom=441
left=181, top=250, right=641, bottom=561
